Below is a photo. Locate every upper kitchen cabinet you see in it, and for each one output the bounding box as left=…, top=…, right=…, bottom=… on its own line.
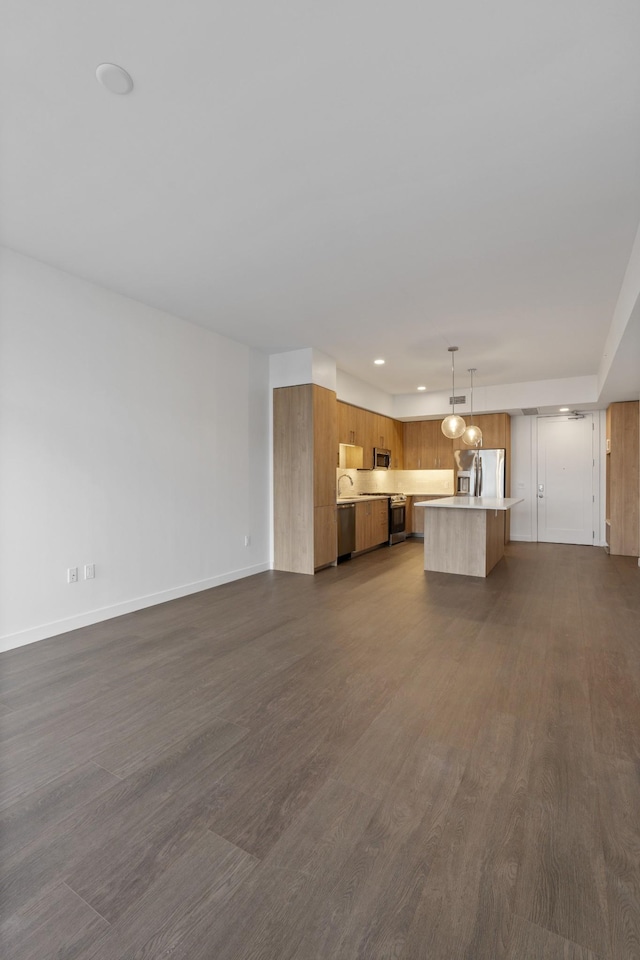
left=471, top=413, right=510, bottom=450
left=338, top=401, right=370, bottom=452
left=373, top=413, right=404, bottom=468
left=391, top=419, right=404, bottom=468
left=337, top=402, right=404, bottom=469
left=606, top=401, right=639, bottom=557
left=274, top=384, right=338, bottom=574
left=402, top=420, right=453, bottom=469
left=403, top=413, right=511, bottom=477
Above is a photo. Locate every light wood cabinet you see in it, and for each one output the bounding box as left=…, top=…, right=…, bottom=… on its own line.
left=337, top=402, right=404, bottom=469
left=412, top=498, right=425, bottom=536
left=407, top=496, right=447, bottom=537
left=314, top=504, right=338, bottom=569
left=606, top=401, right=639, bottom=557
left=391, top=419, right=404, bottom=468
left=338, top=402, right=367, bottom=448
left=472, top=413, right=509, bottom=450
left=402, top=420, right=453, bottom=469
left=355, top=499, right=389, bottom=553
left=274, top=384, right=338, bottom=574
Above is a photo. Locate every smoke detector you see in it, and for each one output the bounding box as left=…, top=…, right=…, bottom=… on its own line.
left=96, top=63, right=134, bottom=95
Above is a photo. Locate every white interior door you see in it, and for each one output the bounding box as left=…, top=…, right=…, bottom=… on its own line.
left=537, top=415, right=594, bottom=545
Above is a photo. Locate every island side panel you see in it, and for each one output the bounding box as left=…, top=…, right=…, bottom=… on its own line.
left=423, top=507, right=489, bottom=577
left=485, top=509, right=506, bottom=574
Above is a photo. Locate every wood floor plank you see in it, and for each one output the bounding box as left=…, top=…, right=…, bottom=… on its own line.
left=0, top=717, right=247, bottom=920
left=0, top=761, right=121, bottom=864
left=586, top=643, right=640, bottom=763
left=398, top=713, right=534, bottom=960
left=69, top=830, right=258, bottom=960
left=204, top=664, right=396, bottom=858
left=514, top=648, right=608, bottom=955
left=501, top=913, right=604, bottom=959
left=0, top=881, right=109, bottom=960
left=314, top=740, right=467, bottom=960
left=596, top=756, right=640, bottom=960
left=0, top=540, right=638, bottom=959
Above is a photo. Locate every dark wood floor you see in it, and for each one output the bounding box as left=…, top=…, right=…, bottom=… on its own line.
left=1, top=540, right=639, bottom=960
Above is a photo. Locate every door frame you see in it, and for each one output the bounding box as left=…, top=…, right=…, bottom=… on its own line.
left=534, top=413, right=602, bottom=546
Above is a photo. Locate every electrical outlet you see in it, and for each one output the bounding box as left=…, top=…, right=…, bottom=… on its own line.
left=244, top=535, right=251, bottom=547
left=67, top=567, right=78, bottom=583
left=84, top=563, right=95, bottom=580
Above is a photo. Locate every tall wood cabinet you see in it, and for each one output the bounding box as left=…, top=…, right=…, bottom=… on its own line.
left=273, top=384, right=338, bottom=574
left=605, top=401, right=639, bottom=557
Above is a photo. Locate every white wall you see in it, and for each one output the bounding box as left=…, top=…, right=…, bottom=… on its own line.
left=598, top=219, right=640, bottom=400
left=270, top=348, right=337, bottom=391
left=0, top=249, right=271, bottom=650
left=510, top=416, right=537, bottom=541
left=336, top=368, right=394, bottom=415
left=393, top=375, right=599, bottom=420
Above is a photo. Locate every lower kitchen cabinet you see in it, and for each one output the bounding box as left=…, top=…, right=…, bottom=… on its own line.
left=355, top=499, right=389, bottom=553
left=407, top=496, right=450, bottom=537
left=314, top=505, right=338, bottom=568
left=411, top=499, right=425, bottom=536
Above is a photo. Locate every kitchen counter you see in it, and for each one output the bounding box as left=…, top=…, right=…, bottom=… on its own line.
left=415, top=496, right=523, bottom=511
left=337, top=495, right=390, bottom=503
left=415, top=496, right=524, bottom=577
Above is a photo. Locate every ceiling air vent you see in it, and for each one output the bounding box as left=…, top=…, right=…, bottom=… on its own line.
left=521, top=407, right=539, bottom=416
left=449, top=395, right=466, bottom=405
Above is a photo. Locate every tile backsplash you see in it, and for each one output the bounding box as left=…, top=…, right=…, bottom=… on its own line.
left=337, top=468, right=453, bottom=497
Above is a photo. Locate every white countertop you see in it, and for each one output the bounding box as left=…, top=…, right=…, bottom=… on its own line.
left=414, top=496, right=524, bottom=511
left=337, top=495, right=390, bottom=503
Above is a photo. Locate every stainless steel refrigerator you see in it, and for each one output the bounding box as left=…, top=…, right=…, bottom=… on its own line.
left=454, top=448, right=506, bottom=498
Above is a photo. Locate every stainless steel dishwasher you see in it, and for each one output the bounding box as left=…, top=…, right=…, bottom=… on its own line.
left=337, top=502, right=356, bottom=561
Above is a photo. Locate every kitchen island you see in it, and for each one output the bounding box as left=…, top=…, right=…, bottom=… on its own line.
left=415, top=496, right=524, bottom=577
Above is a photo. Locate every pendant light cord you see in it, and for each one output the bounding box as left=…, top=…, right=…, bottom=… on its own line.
left=449, top=346, right=458, bottom=413
left=452, top=353, right=455, bottom=412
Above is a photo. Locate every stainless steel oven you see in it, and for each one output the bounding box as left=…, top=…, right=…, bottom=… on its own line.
left=388, top=494, right=407, bottom=544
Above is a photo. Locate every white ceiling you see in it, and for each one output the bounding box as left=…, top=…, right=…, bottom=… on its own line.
left=2, top=1, right=640, bottom=395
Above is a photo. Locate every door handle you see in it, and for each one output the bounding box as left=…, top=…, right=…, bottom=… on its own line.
left=538, top=494, right=544, bottom=499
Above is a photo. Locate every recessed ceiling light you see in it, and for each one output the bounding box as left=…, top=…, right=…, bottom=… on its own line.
left=559, top=407, right=569, bottom=412
left=374, top=358, right=385, bottom=365
left=96, top=63, right=134, bottom=95
left=417, top=386, right=426, bottom=391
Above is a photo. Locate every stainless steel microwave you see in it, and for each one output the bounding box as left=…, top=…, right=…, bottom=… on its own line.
left=373, top=447, right=391, bottom=469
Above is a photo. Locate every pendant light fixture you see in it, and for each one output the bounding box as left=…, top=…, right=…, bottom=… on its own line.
left=461, top=368, right=483, bottom=446
left=441, top=346, right=466, bottom=439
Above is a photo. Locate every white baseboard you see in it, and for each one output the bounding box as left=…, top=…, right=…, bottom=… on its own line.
left=0, top=561, right=271, bottom=653
left=510, top=535, right=609, bottom=548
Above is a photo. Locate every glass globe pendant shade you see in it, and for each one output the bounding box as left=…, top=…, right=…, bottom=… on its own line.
left=441, top=346, right=466, bottom=439
left=462, top=423, right=483, bottom=446
left=441, top=413, right=467, bottom=439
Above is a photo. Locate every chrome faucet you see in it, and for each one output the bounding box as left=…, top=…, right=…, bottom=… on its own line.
left=338, top=474, right=354, bottom=496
